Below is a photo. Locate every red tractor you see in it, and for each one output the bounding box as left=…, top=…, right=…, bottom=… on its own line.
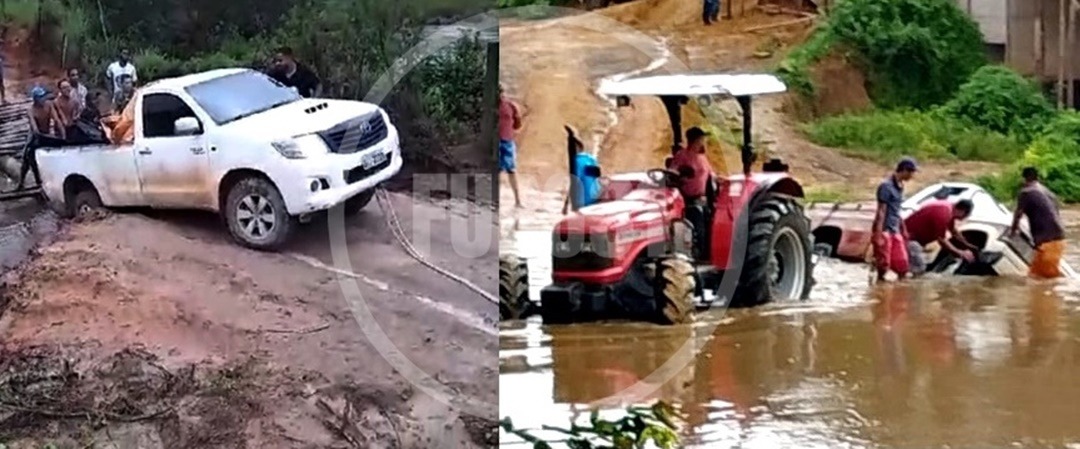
left=499, top=74, right=815, bottom=324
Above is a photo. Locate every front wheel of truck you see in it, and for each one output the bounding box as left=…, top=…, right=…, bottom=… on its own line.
left=224, top=177, right=296, bottom=251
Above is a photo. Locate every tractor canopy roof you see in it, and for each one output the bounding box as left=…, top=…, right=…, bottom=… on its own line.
left=597, top=74, right=786, bottom=98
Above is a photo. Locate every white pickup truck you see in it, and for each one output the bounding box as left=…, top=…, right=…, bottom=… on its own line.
left=36, top=68, right=403, bottom=250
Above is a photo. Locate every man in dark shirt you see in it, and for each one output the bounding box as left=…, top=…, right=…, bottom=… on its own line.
left=269, top=47, right=321, bottom=98
left=1010, top=167, right=1066, bottom=279
left=871, top=157, right=917, bottom=281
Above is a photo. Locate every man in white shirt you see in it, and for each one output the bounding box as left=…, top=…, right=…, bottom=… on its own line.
left=105, top=49, right=137, bottom=106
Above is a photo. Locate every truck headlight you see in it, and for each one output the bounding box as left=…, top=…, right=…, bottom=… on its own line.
left=272, top=139, right=305, bottom=159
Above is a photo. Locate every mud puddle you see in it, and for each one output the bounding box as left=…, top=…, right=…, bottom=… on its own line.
left=0, top=197, right=53, bottom=276
left=500, top=273, right=1080, bottom=448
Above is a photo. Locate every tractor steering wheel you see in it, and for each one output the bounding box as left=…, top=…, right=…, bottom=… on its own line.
left=647, top=168, right=682, bottom=187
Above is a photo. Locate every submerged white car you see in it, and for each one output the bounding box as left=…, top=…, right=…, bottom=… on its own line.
left=808, top=182, right=1076, bottom=278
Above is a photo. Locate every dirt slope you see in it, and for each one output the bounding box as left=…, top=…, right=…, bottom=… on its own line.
left=0, top=192, right=498, bottom=447
left=499, top=0, right=1003, bottom=235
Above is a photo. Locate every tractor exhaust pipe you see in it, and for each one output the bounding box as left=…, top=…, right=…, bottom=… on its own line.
left=736, top=95, right=754, bottom=177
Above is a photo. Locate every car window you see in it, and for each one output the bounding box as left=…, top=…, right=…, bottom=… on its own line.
left=142, top=93, right=199, bottom=138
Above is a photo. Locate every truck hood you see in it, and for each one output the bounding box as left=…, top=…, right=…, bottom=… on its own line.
left=555, top=194, right=671, bottom=234
left=222, top=98, right=382, bottom=140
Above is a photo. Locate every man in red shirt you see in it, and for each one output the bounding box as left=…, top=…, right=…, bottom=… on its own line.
left=670, top=127, right=713, bottom=205
left=499, top=83, right=523, bottom=208
left=904, top=198, right=976, bottom=276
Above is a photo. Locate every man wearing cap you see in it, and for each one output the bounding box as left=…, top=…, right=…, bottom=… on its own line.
left=16, top=86, right=64, bottom=190
left=670, top=127, right=713, bottom=206
left=1010, top=167, right=1067, bottom=278
left=871, top=157, right=918, bottom=281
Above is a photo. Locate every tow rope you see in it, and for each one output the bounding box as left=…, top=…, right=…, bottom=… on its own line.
left=374, top=187, right=499, bottom=305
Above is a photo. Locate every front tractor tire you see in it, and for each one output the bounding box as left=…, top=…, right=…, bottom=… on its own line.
left=499, top=254, right=536, bottom=320
left=652, top=256, right=695, bottom=324
left=734, top=194, right=814, bottom=307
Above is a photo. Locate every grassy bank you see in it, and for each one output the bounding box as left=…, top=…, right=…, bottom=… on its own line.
left=776, top=0, right=1080, bottom=202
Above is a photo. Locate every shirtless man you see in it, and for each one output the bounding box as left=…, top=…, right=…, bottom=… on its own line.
left=16, top=86, right=64, bottom=190
left=54, top=79, right=81, bottom=134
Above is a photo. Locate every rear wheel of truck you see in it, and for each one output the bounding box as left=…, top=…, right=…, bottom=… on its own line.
left=224, top=177, right=296, bottom=251
left=343, top=189, right=376, bottom=217
left=71, top=188, right=103, bottom=218
left=734, top=194, right=813, bottom=307
left=499, top=254, right=536, bottom=320
left=652, top=256, right=695, bottom=324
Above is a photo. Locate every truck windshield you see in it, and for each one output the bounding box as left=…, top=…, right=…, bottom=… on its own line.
left=185, top=70, right=301, bottom=125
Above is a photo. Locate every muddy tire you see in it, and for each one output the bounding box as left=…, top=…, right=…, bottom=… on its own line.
left=499, top=254, right=535, bottom=320
left=343, top=189, right=376, bottom=217
left=224, top=177, right=296, bottom=251
left=70, top=188, right=103, bottom=218
left=733, top=194, right=813, bottom=307
left=652, top=256, right=695, bottom=324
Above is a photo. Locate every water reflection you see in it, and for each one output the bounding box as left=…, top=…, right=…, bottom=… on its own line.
left=501, top=279, right=1080, bottom=448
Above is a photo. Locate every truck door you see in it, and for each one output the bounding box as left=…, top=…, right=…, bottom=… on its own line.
left=135, top=93, right=212, bottom=209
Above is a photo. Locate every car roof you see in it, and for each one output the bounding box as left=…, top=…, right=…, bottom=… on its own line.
left=145, top=68, right=251, bottom=90
left=597, top=74, right=787, bottom=97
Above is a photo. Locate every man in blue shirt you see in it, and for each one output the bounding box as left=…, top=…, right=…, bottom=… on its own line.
left=563, top=129, right=602, bottom=213
left=872, top=157, right=917, bottom=281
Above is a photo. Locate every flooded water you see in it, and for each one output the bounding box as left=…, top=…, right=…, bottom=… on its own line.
left=0, top=175, right=55, bottom=274
left=500, top=225, right=1080, bottom=448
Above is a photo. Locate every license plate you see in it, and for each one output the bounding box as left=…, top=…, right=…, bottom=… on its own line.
left=361, top=151, right=387, bottom=169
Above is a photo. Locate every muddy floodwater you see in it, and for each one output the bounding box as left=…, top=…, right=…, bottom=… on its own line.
left=500, top=227, right=1080, bottom=448
left=0, top=176, right=55, bottom=274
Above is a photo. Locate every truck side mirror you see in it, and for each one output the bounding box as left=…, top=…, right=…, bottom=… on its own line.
left=174, top=116, right=202, bottom=136
left=616, top=96, right=631, bottom=107
left=584, top=165, right=601, bottom=178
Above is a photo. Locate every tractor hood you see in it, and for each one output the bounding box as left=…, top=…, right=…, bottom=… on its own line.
left=553, top=189, right=677, bottom=235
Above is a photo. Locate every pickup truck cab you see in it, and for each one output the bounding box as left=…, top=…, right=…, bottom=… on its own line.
left=36, top=68, right=403, bottom=250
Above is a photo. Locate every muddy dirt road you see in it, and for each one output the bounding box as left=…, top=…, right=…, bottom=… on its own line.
left=1, top=192, right=498, bottom=448
left=498, top=1, right=1080, bottom=447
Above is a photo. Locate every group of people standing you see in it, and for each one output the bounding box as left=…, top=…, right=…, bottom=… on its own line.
left=872, top=158, right=1066, bottom=281
left=15, top=50, right=136, bottom=190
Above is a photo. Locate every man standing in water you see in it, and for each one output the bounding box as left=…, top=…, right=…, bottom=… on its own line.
left=904, top=198, right=977, bottom=276
left=16, top=86, right=64, bottom=190
left=872, top=157, right=918, bottom=281
left=1010, top=167, right=1066, bottom=279
left=105, top=49, right=137, bottom=108
left=498, top=83, right=523, bottom=208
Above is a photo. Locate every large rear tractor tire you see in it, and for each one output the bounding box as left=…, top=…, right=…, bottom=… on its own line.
left=500, top=254, right=536, bottom=320
left=733, top=194, right=814, bottom=307
left=652, top=256, right=695, bottom=324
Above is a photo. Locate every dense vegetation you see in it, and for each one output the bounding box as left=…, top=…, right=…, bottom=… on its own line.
left=778, top=0, right=985, bottom=109
left=779, top=0, right=1080, bottom=202
left=500, top=401, right=683, bottom=449
left=4, top=0, right=492, bottom=168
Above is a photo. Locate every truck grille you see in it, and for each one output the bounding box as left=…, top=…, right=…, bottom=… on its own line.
left=318, top=112, right=389, bottom=154
left=552, top=232, right=614, bottom=271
